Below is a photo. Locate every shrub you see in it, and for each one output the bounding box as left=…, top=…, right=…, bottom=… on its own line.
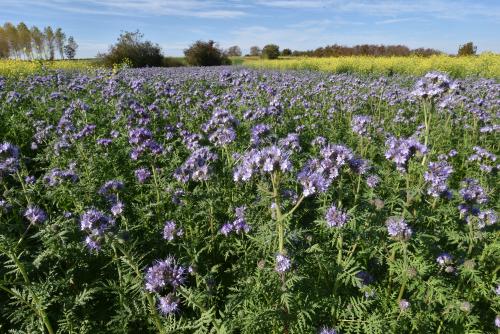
left=100, top=30, right=164, bottom=68
left=281, top=48, right=292, bottom=56
left=184, top=40, right=230, bottom=66
left=262, top=44, right=280, bottom=59
left=458, top=42, right=477, bottom=56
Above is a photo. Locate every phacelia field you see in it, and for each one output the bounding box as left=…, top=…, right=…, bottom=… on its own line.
left=0, top=68, right=498, bottom=333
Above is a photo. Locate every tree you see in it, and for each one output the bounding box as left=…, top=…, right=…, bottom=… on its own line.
left=249, top=46, right=261, bottom=56
left=100, top=30, right=163, bottom=67
left=0, top=26, right=10, bottom=58
left=458, top=42, right=477, bottom=56
left=261, top=44, right=280, bottom=59
left=31, top=26, right=45, bottom=59
left=44, top=26, right=55, bottom=60
left=64, top=36, right=78, bottom=59
left=281, top=48, right=292, bottom=56
left=55, top=28, right=66, bottom=59
left=184, top=40, right=230, bottom=66
left=17, top=22, right=32, bottom=59
left=3, top=23, right=20, bottom=58
left=226, top=45, right=242, bottom=57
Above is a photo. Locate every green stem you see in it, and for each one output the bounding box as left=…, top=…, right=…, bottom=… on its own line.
left=151, top=164, right=162, bottom=218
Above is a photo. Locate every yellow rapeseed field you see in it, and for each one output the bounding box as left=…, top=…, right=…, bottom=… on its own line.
left=243, top=53, right=500, bottom=78
left=0, top=59, right=100, bottom=77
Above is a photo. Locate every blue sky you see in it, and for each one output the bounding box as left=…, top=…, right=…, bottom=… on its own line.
left=1, top=0, right=499, bottom=58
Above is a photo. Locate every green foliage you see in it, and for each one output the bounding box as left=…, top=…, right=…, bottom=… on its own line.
left=100, top=30, right=164, bottom=68
left=261, top=44, right=280, bottom=59
left=184, top=40, right=230, bottom=66
left=458, top=42, right=477, bottom=56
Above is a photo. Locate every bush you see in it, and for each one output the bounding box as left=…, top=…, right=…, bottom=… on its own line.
left=458, top=42, right=477, bottom=56
left=262, top=44, right=280, bottom=59
left=163, top=57, right=185, bottom=67
left=282, top=48, right=292, bottom=56
left=184, top=40, right=230, bottom=66
left=100, top=30, right=163, bottom=68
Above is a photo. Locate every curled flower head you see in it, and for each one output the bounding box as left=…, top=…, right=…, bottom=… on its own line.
left=145, top=256, right=187, bottom=293
left=386, top=216, right=412, bottom=240
left=163, top=220, right=183, bottom=241
left=399, top=299, right=410, bottom=311
left=157, top=293, right=179, bottom=315
left=275, top=253, right=291, bottom=273
left=325, top=205, right=348, bottom=228
left=24, top=205, right=47, bottom=224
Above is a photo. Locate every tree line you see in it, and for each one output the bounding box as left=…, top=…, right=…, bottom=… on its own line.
left=248, top=44, right=443, bottom=58
left=0, top=22, right=78, bottom=60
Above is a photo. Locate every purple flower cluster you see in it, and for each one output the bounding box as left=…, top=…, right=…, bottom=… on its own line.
left=385, top=136, right=427, bottom=172
left=80, top=209, right=115, bottom=250
left=220, top=206, right=250, bottom=236
left=458, top=179, right=496, bottom=228
left=468, top=146, right=497, bottom=173
left=163, top=220, right=184, bottom=241
left=128, top=127, right=164, bottom=160
left=145, top=256, right=187, bottom=315
left=436, top=253, right=455, bottom=273
left=366, top=174, right=381, bottom=188
left=297, top=144, right=354, bottom=197
left=174, top=147, right=218, bottom=183
left=233, top=145, right=292, bottom=182
left=202, top=108, right=239, bottom=147
left=275, top=253, right=291, bottom=273
left=412, top=72, right=456, bottom=99
left=43, top=163, right=79, bottom=187
left=24, top=205, right=47, bottom=224
left=134, top=167, right=151, bottom=183
left=386, top=216, right=412, bottom=240
left=0, top=142, right=20, bottom=178
left=351, top=115, right=372, bottom=137
left=399, top=299, right=410, bottom=311
left=250, top=124, right=271, bottom=146
left=325, top=205, right=349, bottom=228
left=424, top=161, right=453, bottom=198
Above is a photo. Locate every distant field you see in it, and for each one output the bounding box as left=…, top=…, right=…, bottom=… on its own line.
left=0, top=59, right=101, bottom=77
left=2, top=54, right=499, bottom=78
left=242, top=54, right=500, bottom=78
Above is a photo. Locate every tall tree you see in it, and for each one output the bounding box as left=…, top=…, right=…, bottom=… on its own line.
left=44, top=26, right=55, bottom=60
left=64, top=36, right=78, bottom=59
left=54, top=27, right=66, bottom=59
left=30, top=26, right=44, bottom=59
left=17, top=22, right=32, bottom=59
left=226, top=45, right=242, bottom=57
left=0, top=26, right=10, bottom=58
left=249, top=46, right=261, bottom=56
left=3, top=22, right=20, bottom=58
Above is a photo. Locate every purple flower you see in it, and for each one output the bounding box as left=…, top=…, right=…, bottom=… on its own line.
left=351, top=115, right=372, bottom=137
left=24, top=205, right=47, bottom=224
left=477, top=209, right=497, bottom=228
left=399, top=299, right=410, bottom=311
left=275, top=253, right=291, bottom=273
left=0, top=142, right=20, bottom=177
left=135, top=167, right=151, bottom=183
left=111, top=201, right=125, bottom=216
left=459, top=178, right=488, bottom=204
left=163, top=220, right=183, bottom=241
left=366, top=174, right=380, bottom=188
left=233, top=145, right=292, bottom=182
left=325, top=205, right=348, bottom=228
left=386, top=216, right=412, bottom=240
left=495, top=315, right=500, bottom=328
left=80, top=209, right=114, bottom=231
left=424, top=161, right=453, bottom=198
left=220, top=206, right=250, bottom=236
left=412, top=72, right=455, bottom=99
left=436, top=253, right=453, bottom=268
left=250, top=124, right=271, bottom=146
left=145, top=256, right=187, bottom=293
left=43, top=165, right=79, bottom=187
left=385, top=136, right=427, bottom=172
left=174, top=147, right=218, bottom=183
left=158, top=293, right=179, bottom=315
left=319, top=327, right=337, bottom=334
